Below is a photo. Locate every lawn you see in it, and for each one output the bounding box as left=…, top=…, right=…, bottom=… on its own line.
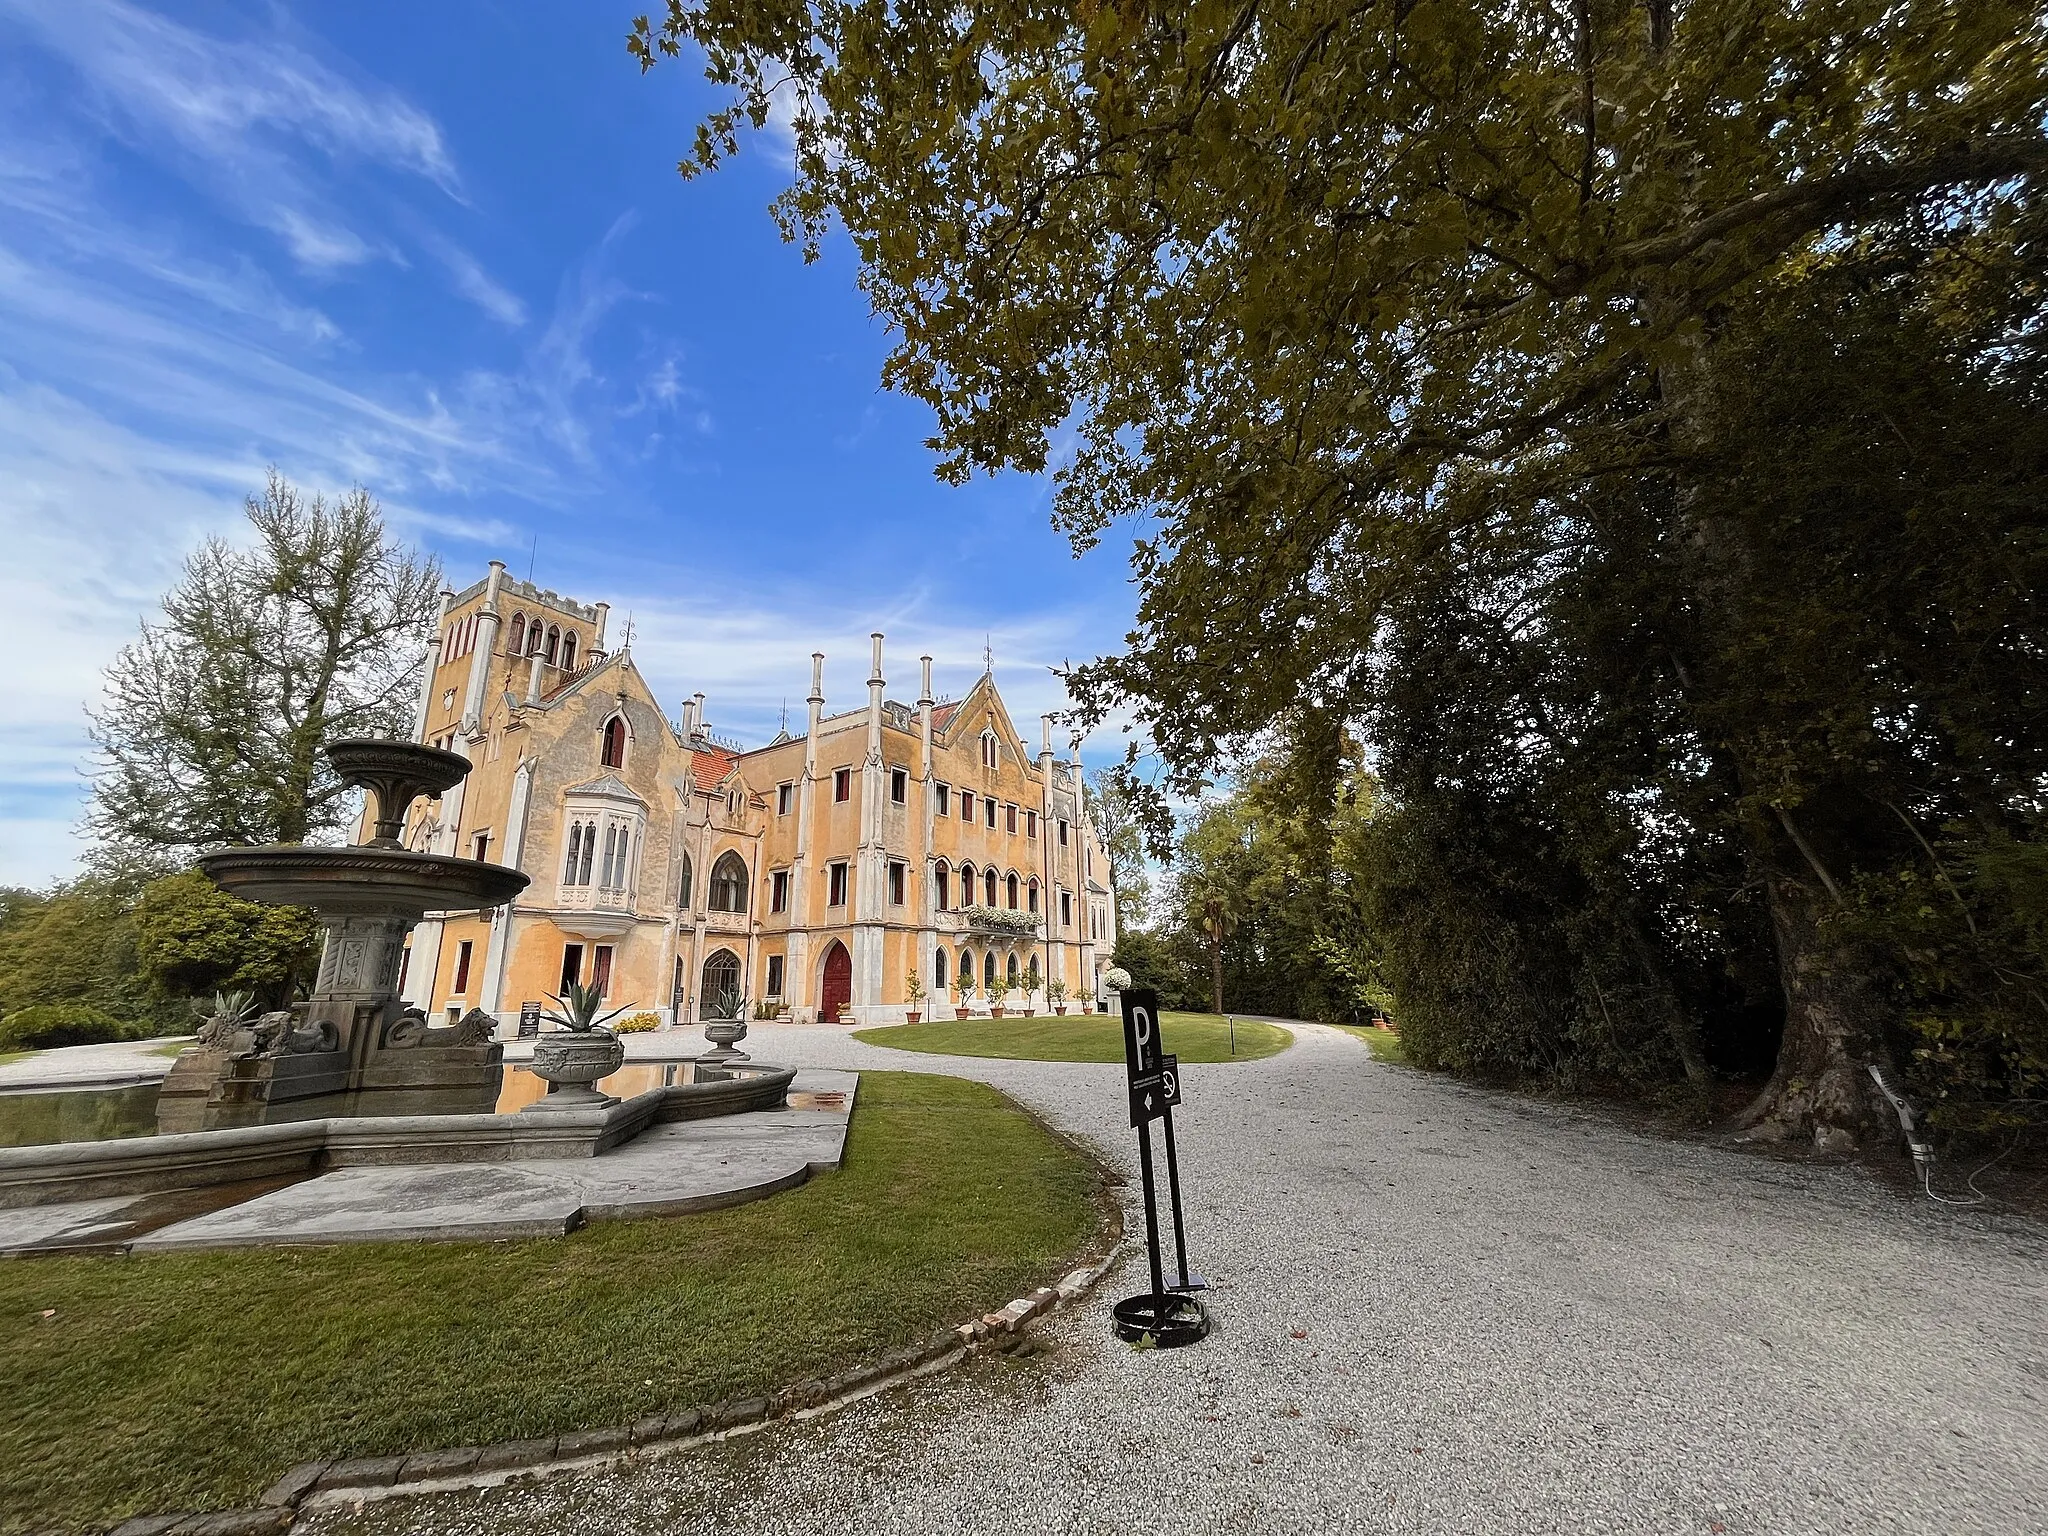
left=1334, top=1024, right=1410, bottom=1065
left=854, top=1010, right=1293, bottom=1064
left=0, top=1051, right=27, bottom=1068
left=0, top=1072, right=1101, bottom=1535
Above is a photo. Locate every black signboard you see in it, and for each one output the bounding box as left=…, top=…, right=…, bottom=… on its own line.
left=1113, top=989, right=1209, bottom=1347
left=517, top=1000, right=542, bottom=1039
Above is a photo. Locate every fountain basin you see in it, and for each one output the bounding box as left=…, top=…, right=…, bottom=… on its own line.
left=197, top=845, right=529, bottom=919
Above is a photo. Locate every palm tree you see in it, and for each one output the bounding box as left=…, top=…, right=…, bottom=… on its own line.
left=1193, top=884, right=1239, bottom=1017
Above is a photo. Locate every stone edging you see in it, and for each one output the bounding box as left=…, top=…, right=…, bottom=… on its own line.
left=105, top=1194, right=1126, bottom=1535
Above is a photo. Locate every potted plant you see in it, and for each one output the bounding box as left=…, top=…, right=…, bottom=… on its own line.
left=702, top=985, right=751, bottom=1058
left=987, top=971, right=1013, bottom=1019
left=527, top=980, right=630, bottom=1110
left=952, top=970, right=976, bottom=1018
left=904, top=970, right=926, bottom=1024
left=1047, top=977, right=1068, bottom=1016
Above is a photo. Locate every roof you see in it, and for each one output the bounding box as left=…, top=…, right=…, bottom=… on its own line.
left=562, top=773, right=646, bottom=806
left=691, top=745, right=740, bottom=793
left=930, top=701, right=962, bottom=731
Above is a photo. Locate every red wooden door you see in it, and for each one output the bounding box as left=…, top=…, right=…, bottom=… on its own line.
left=820, top=942, right=852, bottom=1023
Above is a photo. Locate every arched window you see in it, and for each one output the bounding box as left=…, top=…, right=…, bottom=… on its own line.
left=601, top=824, right=618, bottom=887
left=982, top=951, right=997, bottom=990
left=1006, top=952, right=1020, bottom=985
left=578, top=822, right=596, bottom=886
left=958, top=950, right=973, bottom=990
left=1005, top=872, right=1019, bottom=910
left=507, top=613, right=526, bottom=655
left=958, top=862, right=975, bottom=905
left=1028, top=878, right=1040, bottom=914
left=727, top=788, right=741, bottom=817
left=981, top=729, right=998, bottom=769
left=561, top=632, right=577, bottom=670
left=1027, top=955, right=1041, bottom=991
left=702, top=949, right=741, bottom=1011
left=934, top=949, right=948, bottom=988
left=984, top=867, right=998, bottom=907
left=563, top=821, right=584, bottom=884
left=677, top=852, right=693, bottom=909
left=933, top=860, right=950, bottom=910
left=545, top=625, right=560, bottom=665
left=708, top=851, right=748, bottom=913
left=527, top=621, right=544, bottom=656
left=601, top=716, right=627, bottom=770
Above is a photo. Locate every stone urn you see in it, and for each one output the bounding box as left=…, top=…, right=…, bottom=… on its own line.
left=525, top=1027, right=626, bottom=1111
left=701, top=1018, right=749, bottom=1063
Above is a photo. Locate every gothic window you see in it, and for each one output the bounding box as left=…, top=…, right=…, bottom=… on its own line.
left=1028, top=878, right=1040, bottom=914
left=708, top=852, right=749, bottom=913
left=507, top=613, right=526, bottom=655
left=601, top=824, right=618, bottom=887
left=934, top=949, right=948, bottom=988
left=578, top=823, right=596, bottom=885
left=545, top=624, right=560, bottom=664
left=601, top=716, right=627, bottom=770
left=958, top=863, right=975, bottom=905
left=702, top=949, right=741, bottom=1008
left=1027, top=955, right=1041, bottom=990
left=934, top=861, right=950, bottom=911
left=981, top=730, right=998, bottom=769
left=561, top=632, right=578, bottom=670
left=527, top=621, right=544, bottom=656
left=982, top=951, right=997, bottom=990
left=563, top=821, right=585, bottom=885
left=984, top=867, right=998, bottom=907
left=677, top=852, right=693, bottom=909
left=1006, top=952, right=1020, bottom=986
left=1005, top=872, right=1019, bottom=910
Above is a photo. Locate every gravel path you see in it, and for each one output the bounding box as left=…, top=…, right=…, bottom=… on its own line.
left=305, top=1022, right=2047, bottom=1536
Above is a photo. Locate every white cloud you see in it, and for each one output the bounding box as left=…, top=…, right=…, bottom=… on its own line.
left=422, top=233, right=529, bottom=328
left=1, top=0, right=458, bottom=270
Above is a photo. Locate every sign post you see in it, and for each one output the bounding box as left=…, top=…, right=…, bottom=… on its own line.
left=517, top=1001, right=542, bottom=1039
left=1110, top=988, right=1210, bottom=1347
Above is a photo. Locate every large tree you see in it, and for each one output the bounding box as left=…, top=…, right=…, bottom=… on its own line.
left=89, top=472, right=442, bottom=856
left=1086, top=764, right=1152, bottom=928
left=634, top=0, right=2048, bottom=1149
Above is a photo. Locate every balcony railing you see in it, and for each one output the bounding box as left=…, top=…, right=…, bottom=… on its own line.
left=557, top=883, right=635, bottom=912
left=957, top=904, right=1042, bottom=938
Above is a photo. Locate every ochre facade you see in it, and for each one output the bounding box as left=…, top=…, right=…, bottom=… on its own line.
left=394, top=562, right=1117, bottom=1030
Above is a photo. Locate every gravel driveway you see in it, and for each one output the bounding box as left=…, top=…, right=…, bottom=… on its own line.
left=306, top=1021, right=2048, bottom=1536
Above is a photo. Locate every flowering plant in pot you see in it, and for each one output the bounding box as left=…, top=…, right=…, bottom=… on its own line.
left=987, top=972, right=1013, bottom=1019
left=1047, top=976, right=1068, bottom=1016
left=952, top=970, right=976, bottom=1017
left=904, top=969, right=926, bottom=1024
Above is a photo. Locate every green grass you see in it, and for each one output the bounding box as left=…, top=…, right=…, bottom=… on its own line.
left=1334, top=1024, right=1410, bottom=1065
left=0, top=1051, right=27, bottom=1067
left=854, top=1010, right=1293, bottom=1064
left=0, top=1072, right=1100, bottom=1535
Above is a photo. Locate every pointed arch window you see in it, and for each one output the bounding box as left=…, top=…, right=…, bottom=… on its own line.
left=984, top=867, right=998, bottom=907
left=507, top=613, right=527, bottom=655
left=981, top=729, right=998, bottom=769
left=578, top=822, right=596, bottom=885
left=708, top=851, right=749, bottom=913
left=601, top=716, right=627, bottom=770
left=1005, top=872, right=1019, bottom=910
left=1006, top=952, right=1020, bottom=986
left=563, top=821, right=584, bottom=885
left=527, top=621, right=544, bottom=656
left=545, top=624, right=561, bottom=665
left=982, top=951, right=997, bottom=990
left=934, top=949, right=948, bottom=988
left=677, top=851, right=693, bottom=910
left=958, top=949, right=974, bottom=990
left=561, top=632, right=578, bottom=670
left=933, top=860, right=951, bottom=911
left=1027, top=878, right=1040, bottom=914
left=958, top=862, right=975, bottom=905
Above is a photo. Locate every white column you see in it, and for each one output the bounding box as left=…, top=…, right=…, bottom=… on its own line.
left=412, top=588, right=453, bottom=742
left=1038, top=714, right=1056, bottom=1015
left=479, top=756, right=535, bottom=1024
left=1073, top=734, right=1097, bottom=997
left=402, top=921, right=443, bottom=1009
left=787, top=652, right=824, bottom=1019
left=852, top=633, right=887, bottom=1014
left=460, top=560, right=506, bottom=735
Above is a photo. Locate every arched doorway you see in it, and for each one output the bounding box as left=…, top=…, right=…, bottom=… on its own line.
left=820, top=941, right=852, bottom=1024
left=701, top=949, right=741, bottom=1017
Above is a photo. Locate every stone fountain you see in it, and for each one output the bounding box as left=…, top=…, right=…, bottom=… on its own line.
left=156, top=739, right=530, bottom=1132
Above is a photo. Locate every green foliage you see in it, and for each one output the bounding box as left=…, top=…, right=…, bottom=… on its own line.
left=546, top=980, right=630, bottom=1032
left=0, top=878, right=171, bottom=1033
left=0, top=1003, right=136, bottom=1054
left=88, top=471, right=441, bottom=858
left=131, top=873, right=319, bottom=1009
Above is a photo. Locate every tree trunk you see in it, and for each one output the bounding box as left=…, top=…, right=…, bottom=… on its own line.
left=1209, top=943, right=1224, bottom=1016
left=1731, top=858, right=1896, bottom=1151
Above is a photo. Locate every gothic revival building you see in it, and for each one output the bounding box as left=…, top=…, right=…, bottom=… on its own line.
left=395, top=561, right=1117, bottom=1029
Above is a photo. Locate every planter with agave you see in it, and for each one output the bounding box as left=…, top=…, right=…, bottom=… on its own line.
left=527, top=980, right=630, bottom=1111
left=701, top=985, right=751, bottom=1061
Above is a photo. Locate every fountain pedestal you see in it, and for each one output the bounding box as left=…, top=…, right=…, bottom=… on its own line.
left=160, top=740, right=531, bottom=1132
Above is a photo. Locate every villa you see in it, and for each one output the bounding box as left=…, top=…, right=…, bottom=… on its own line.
left=395, top=561, right=1117, bottom=1029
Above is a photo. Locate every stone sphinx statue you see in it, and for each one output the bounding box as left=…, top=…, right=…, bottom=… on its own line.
left=383, top=1006, right=500, bottom=1050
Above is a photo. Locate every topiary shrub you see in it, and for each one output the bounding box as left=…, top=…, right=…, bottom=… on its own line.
left=0, top=1002, right=136, bottom=1053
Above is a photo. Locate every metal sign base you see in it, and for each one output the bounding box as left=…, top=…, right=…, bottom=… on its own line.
left=1111, top=1291, right=1211, bottom=1348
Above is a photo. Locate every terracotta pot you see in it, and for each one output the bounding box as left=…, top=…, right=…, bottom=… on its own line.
left=905, top=1011, right=922, bottom=1024
left=990, top=1006, right=1006, bottom=1019
left=1053, top=1005, right=1067, bottom=1015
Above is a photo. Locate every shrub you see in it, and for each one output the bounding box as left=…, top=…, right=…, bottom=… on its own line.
left=0, top=1002, right=136, bottom=1053
left=613, top=1011, right=661, bottom=1034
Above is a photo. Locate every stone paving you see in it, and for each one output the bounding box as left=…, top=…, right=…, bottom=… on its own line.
left=293, top=1021, right=2047, bottom=1536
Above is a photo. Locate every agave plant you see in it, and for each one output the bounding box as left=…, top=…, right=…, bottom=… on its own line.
left=543, top=979, right=632, bottom=1034
left=704, top=986, right=747, bottom=1021
left=200, top=990, right=258, bottom=1029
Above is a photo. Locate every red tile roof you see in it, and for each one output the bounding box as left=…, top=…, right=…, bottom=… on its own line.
left=690, top=745, right=738, bottom=792
left=930, top=701, right=962, bottom=731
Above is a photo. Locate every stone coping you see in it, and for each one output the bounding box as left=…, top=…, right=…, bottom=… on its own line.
left=0, top=1067, right=796, bottom=1210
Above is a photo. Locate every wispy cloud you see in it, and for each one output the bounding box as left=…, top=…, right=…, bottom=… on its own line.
left=422, top=232, right=528, bottom=327
left=1, top=0, right=458, bottom=269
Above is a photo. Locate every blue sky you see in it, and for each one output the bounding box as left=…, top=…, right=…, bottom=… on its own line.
left=0, top=0, right=1144, bottom=887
